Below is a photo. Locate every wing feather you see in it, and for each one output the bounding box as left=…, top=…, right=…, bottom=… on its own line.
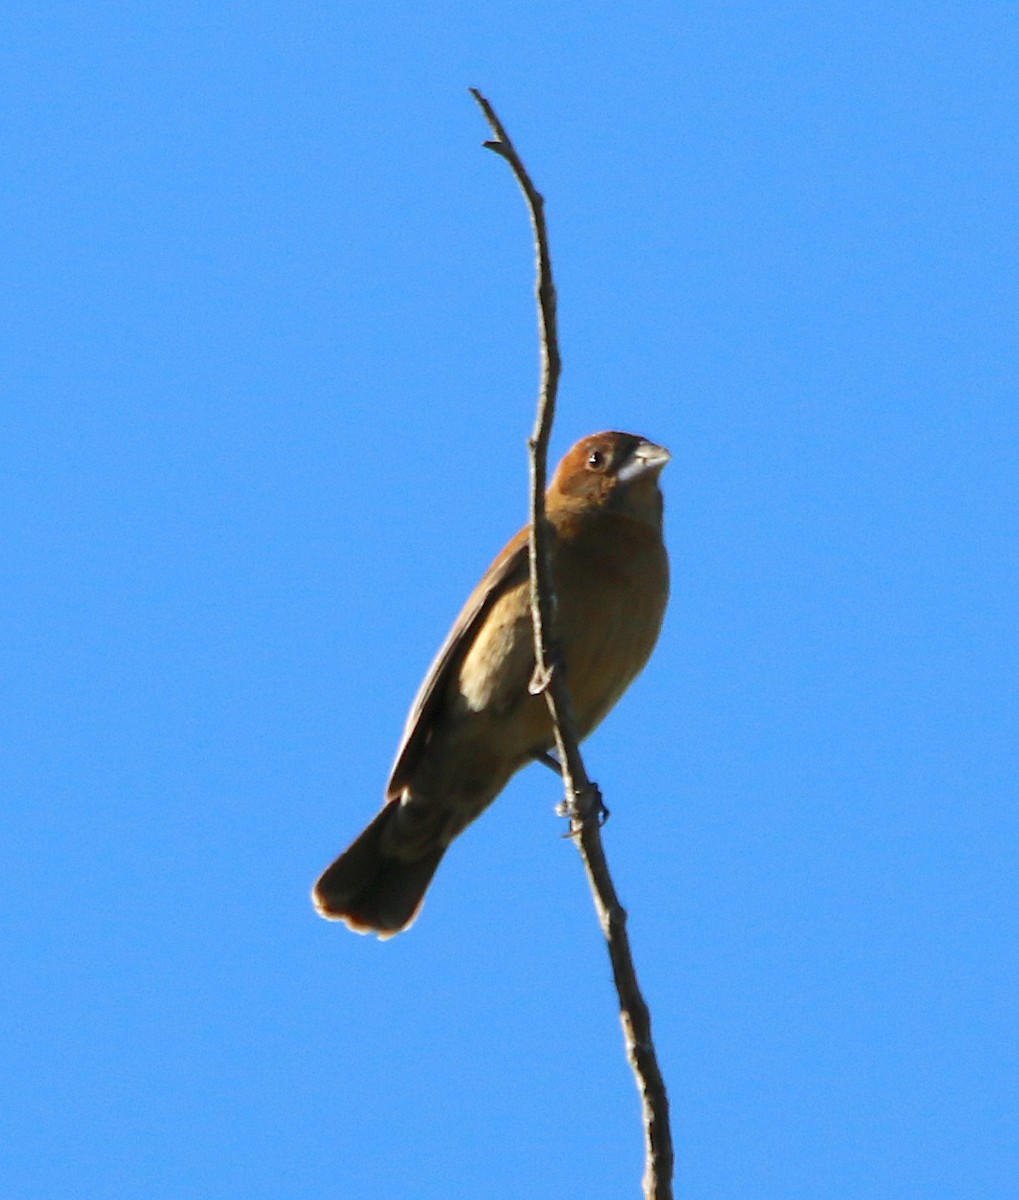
left=385, top=526, right=530, bottom=799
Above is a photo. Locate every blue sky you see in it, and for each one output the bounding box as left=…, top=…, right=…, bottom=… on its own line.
left=3, top=4, right=1016, bottom=1197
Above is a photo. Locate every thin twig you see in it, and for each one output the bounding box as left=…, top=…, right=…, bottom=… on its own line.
left=469, top=88, right=674, bottom=1200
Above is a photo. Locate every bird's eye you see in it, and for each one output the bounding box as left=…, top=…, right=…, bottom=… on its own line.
left=587, top=449, right=606, bottom=470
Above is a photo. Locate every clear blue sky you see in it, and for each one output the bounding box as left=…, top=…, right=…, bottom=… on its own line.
left=3, top=4, right=1016, bottom=1197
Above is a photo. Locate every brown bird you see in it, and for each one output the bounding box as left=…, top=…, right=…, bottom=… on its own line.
left=313, top=430, right=670, bottom=936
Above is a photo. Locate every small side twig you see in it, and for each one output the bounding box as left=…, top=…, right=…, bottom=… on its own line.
left=470, top=88, right=674, bottom=1200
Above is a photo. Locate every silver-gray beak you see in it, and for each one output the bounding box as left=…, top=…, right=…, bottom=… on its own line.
left=618, top=439, right=671, bottom=483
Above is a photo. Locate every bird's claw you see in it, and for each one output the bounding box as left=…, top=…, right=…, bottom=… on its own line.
left=555, top=781, right=607, bottom=835
left=588, top=783, right=609, bottom=825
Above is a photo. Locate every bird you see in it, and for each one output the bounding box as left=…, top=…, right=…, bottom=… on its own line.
left=313, top=430, right=670, bottom=937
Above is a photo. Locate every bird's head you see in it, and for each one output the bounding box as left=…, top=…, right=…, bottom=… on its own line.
left=548, top=431, right=670, bottom=528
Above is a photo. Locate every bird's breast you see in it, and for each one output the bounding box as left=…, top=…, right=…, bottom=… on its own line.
left=455, top=509, right=668, bottom=747
left=552, top=511, right=669, bottom=737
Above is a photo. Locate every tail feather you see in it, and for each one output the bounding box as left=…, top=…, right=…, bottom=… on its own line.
left=312, top=803, right=446, bottom=938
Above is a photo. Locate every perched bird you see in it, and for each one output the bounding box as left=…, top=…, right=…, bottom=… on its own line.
left=313, top=430, right=670, bottom=937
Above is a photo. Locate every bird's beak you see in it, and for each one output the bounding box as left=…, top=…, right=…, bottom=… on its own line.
left=617, top=439, right=671, bottom=483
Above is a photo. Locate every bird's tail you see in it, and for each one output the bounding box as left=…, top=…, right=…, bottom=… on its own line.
left=312, top=801, right=447, bottom=938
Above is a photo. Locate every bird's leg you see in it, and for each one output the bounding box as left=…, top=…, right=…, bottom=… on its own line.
left=534, top=750, right=562, bottom=775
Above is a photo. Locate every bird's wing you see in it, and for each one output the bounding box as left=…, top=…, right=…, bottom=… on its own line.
left=385, top=526, right=530, bottom=799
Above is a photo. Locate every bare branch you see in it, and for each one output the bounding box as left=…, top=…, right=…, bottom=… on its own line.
left=470, top=88, right=674, bottom=1200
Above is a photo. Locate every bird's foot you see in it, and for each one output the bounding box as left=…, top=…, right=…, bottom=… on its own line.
left=556, top=781, right=608, bottom=834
